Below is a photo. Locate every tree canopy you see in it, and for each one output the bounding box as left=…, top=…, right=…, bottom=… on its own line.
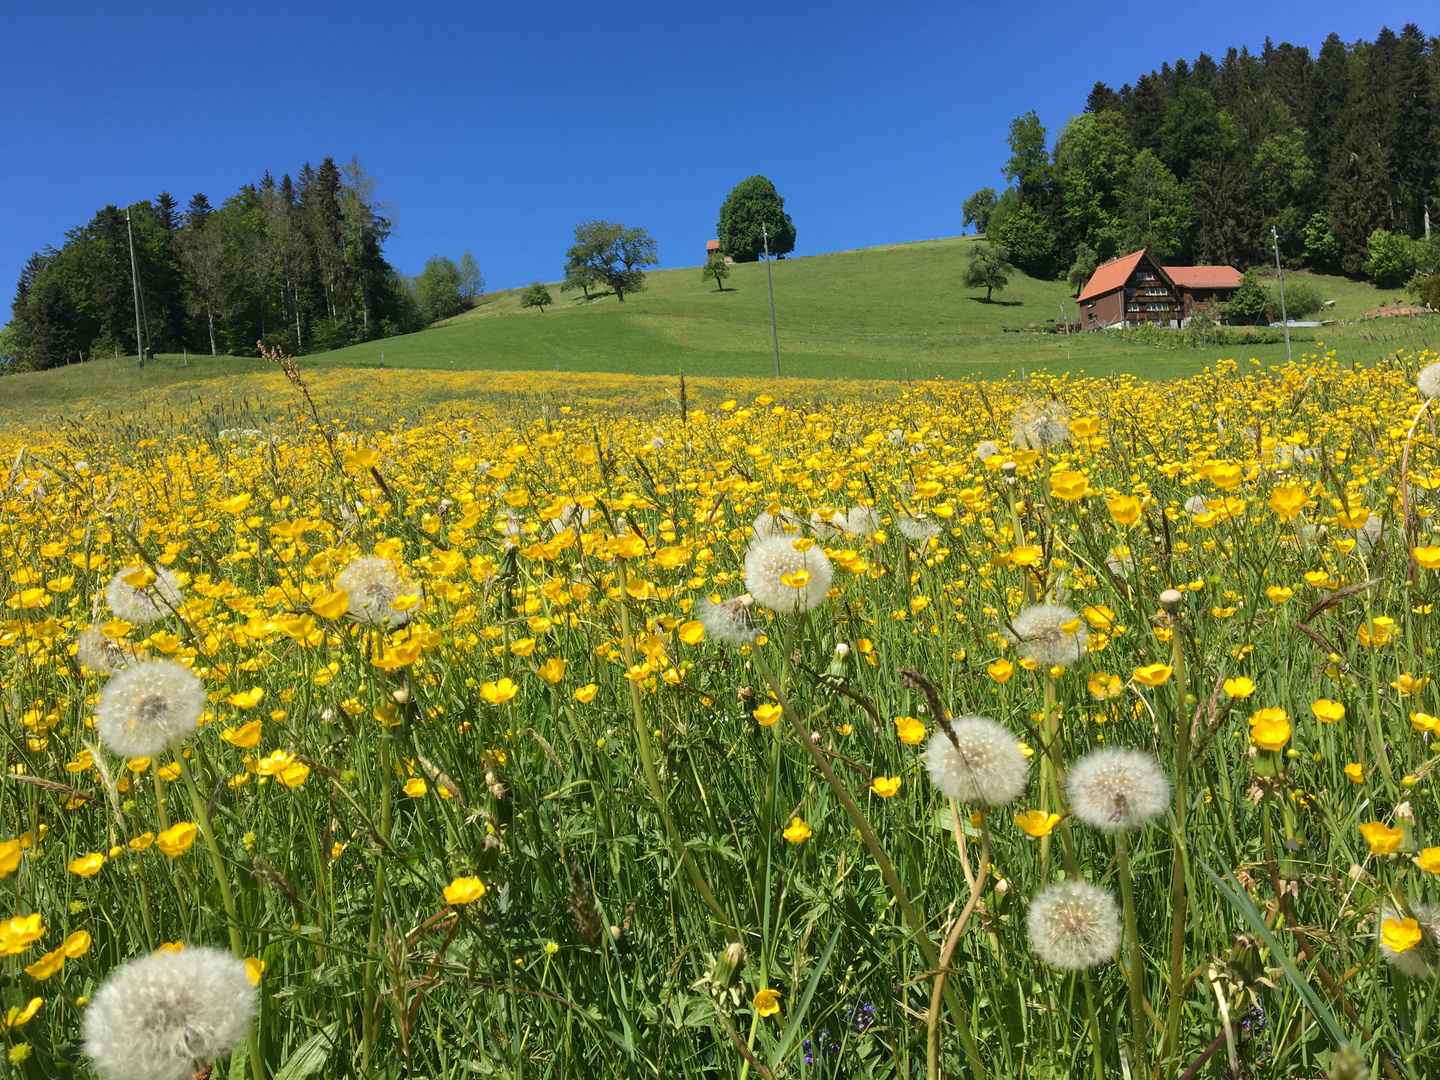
left=963, top=242, right=1013, bottom=302
left=717, top=176, right=796, bottom=263
left=562, top=221, right=659, bottom=302
left=7, top=156, right=413, bottom=370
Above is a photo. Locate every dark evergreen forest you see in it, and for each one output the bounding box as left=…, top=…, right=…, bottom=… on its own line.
left=970, top=24, right=1440, bottom=293
left=6, top=156, right=420, bottom=371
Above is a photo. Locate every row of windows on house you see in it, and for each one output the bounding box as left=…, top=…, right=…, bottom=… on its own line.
left=1127, top=303, right=1172, bottom=312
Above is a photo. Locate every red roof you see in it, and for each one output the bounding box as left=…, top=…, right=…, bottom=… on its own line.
left=1076, top=250, right=1148, bottom=304
left=1162, top=265, right=1242, bottom=290
left=706, top=239, right=721, bottom=252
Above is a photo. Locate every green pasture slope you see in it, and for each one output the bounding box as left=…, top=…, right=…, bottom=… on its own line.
left=311, top=235, right=1401, bottom=381
left=0, top=236, right=1415, bottom=417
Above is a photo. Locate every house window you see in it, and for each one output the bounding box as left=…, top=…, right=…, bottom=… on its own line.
left=1135, top=271, right=1156, bottom=281
left=1145, top=287, right=1168, bottom=296
left=1146, top=303, right=1168, bottom=311
left=1127, top=304, right=1140, bottom=312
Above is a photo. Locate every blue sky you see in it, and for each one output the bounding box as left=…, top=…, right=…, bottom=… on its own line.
left=1, top=2, right=1427, bottom=297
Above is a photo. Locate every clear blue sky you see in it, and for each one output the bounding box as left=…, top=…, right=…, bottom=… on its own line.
left=0, top=2, right=1427, bottom=298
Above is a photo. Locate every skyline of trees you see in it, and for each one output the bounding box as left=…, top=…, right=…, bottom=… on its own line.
left=976, top=24, right=1439, bottom=285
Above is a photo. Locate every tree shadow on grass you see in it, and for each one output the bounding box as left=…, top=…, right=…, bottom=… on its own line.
left=963, top=296, right=1023, bottom=307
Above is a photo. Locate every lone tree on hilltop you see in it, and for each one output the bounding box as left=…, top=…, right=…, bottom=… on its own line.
left=702, top=255, right=730, bottom=291
left=521, top=280, right=553, bottom=312
left=562, top=221, right=658, bottom=301
left=717, top=176, right=795, bottom=262
left=962, top=188, right=997, bottom=235
left=457, top=253, right=484, bottom=302
left=964, top=241, right=1013, bottom=302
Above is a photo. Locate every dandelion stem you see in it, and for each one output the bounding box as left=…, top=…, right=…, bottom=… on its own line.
left=927, top=811, right=990, bottom=1080
left=617, top=565, right=737, bottom=942
left=1081, top=970, right=1105, bottom=1080
left=178, top=755, right=264, bottom=1080
left=361, top=728, right=393, bottom=1072
left=1163, top=625, right=1192, bottom=1077
left=752, top=649, right=988, bottom=1080
left=1115, top=830, right=1145, bottom=1072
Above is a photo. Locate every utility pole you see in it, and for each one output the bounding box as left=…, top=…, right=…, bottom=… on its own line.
left=1272, top=226, right=1291, bottom=366
left=763, top=223, right=780, bottom=377
left=126, top=209, right=146, bottom=368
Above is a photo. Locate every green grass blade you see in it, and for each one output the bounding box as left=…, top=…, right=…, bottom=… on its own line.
left=273, top=1021, right=341, bottom=1080
left=1199, top=861, right=1346, bottom=1047
left=767, top=920, right=843, bottom=1070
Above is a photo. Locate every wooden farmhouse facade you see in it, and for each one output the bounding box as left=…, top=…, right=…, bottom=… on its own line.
left=1076, top=249, right=1242, bottom=330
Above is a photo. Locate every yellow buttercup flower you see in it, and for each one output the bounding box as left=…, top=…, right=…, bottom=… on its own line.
left=155, top=822, right=199, bottom=858
left=1249, top=708, right=1291, bottom=751
left=1132, top=663, right=1172, bottom=687
left=1359, top=821, right=1404, bottom=855
left=753, top=988, right=781, bottom=1017
left=574, top=684, right=599, bottom=703
left=753, top=703, right=782, bottom=726
left=67, top=853, right=104, bottom=878
left=1014, top=809, right=1061, bottom=837
left=782, top=817, right=812, bottom=843
left=1223, top=677, right=1256, bottom=698
left=987, top=659, right=1014, bottom=684
left=443, top=876, right=487, bottom=905
left=480, top=678, right=518, bottom=705
left=871, top=776, right=901, bottom=798
left=1382, top=917, right=1423, bottom=953
left=1344, top=762, right=1365, bottom=784
left=536, top=658, right=566, bottom=684
left=1311, top=699, right=1345, bottom=723
left=1417, top=847, right=1440, bottom=874
left=893, top=716, right=926, bottom=745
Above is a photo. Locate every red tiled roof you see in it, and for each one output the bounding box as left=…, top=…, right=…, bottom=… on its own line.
left=1162, top=265, right=1242, bottom=290
left=706, top=239, right=721, bottom=252
left=1076, top=249, right=1148, bottom=304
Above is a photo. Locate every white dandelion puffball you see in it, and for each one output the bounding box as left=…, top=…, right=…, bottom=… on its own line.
left=1067, top=748, right=1171, bottom=833
left=1183, top=494, right=1209, bottom=516
left=77, top=627, right=141, bottom=675
left=1006, top=604, right=1088, bottom=668
left=104, top=566, right=183, bottom=624
left=975, top=440, right=1000, bottom=461
left=83, top=946, right=258, bottom=1080
left=1419, top=362, right=1440, bottom=399
left=698, top=595, right=758, bottom=647
left=1380, top=903, right=1439, bottom=980
left=809, top=508, right=843, bottom=541
left=925, top=718, right=1029, bottom=807
left=96, top=660, right=206, bottom=759
left=1027, top=879, right=1121, bottom=970
left=336, top=555, right=418, bottom=627
left=743, top=535, right=834, bottom=613
left=1011, top=400, right=1071, bottom=450
left=897, top=514, right=941, bottom=542
left=842, top=506, right=881, bottom=537
left=752, top=507, right=802, bottom=540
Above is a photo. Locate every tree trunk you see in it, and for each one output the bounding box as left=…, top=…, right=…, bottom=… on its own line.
left=207, top=303, right=217, bottom=356
left=986, top=285, right=993, bottom=301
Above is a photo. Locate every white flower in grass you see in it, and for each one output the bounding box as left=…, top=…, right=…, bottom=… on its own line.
left=1011, top=400, right=1071, bottom=450
left=698, top=595, right=758, bottom=647
left=897, top=515, right=941, bottom=542
left=77, top=627, right=142, bottom=675
left=1067, top=748, right=1170, bottom=833
left=924, top=717, right=1028, bottom=807
left=96, top=660, right=205, bottom=759
left=1418, top=362, right=1440, bottom=399
left=1027, top=880, right=1120, bottom=970
left=752, top=507, right=803, bottom=540
left=743, top=536, right=833, bottom=613
left=104, top=566, right=183, bottom=624
left=335, top=555, right=417, bottom=627
left=83, top=946, right=257, bottom=1080
left=1005, top=604, right=1087, bottom=668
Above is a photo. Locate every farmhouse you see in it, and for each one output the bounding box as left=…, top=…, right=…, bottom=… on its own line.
left=1076, top=249, right=1242, bottom=330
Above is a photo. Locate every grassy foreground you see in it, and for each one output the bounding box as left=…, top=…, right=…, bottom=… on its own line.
left=2, top=349, right=1440, bottom=1078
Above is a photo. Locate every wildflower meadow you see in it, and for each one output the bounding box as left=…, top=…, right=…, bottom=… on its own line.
left=5, top=350, right=1440, bottom=1079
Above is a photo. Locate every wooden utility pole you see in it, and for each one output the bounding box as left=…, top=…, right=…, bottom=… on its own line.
left=763, top=223, right=780, bottom=377
left=126, top=209, right=146, bottom=368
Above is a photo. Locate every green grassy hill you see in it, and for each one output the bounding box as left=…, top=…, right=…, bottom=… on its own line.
left=0, top=236, right=1419, bottom=417
left=306, top=235, right=1403, bottom=381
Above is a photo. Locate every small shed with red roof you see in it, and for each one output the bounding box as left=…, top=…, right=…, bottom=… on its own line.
left=1076, top=249, right=1241, bottom=329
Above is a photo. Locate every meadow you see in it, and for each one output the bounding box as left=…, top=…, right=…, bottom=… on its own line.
left=4, top=346, right=1440, bottom=1080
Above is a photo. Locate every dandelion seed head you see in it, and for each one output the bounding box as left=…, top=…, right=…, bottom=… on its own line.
left=897, top=515, right=941, bottom=542
left=698, top=595, right=758, bottom=646
left=975, top=440, right=1000, bottom=461
left=104, top=567, right=183, bottom=625
left=751, top=507, right=803, bottom=540
left=1011, top=400, right=1071, bottom=450
left=78, top=628, right=142, bottom=675
left=1067, top=748, right=1170, bottom=833
left=1026, top=879, right=1120, bottom=970
left=96, top=660, right=206, bottom=759
left=743, top=535, right=833, bottom=613
left=335, top=556, right=417, bottom=628
left=1418, top=362, right=1440, bottom=399
left=83, top=946, right=256, bottom=1080
left=1006, top=604, right=1087, bottom=668
left=924, top=717, right=1029, bottom=806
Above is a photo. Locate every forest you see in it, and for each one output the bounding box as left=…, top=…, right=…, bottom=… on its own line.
left=3, top=157, right=424, bottom=371
left=968, top=24, right=1440, bottom=293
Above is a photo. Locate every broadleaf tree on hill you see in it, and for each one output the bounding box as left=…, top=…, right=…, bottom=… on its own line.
left=964, top=242, right=1013, bottom=302
left=562, top=221, right=658, bottom=301
left=716, top=176, right=796, bottom=262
